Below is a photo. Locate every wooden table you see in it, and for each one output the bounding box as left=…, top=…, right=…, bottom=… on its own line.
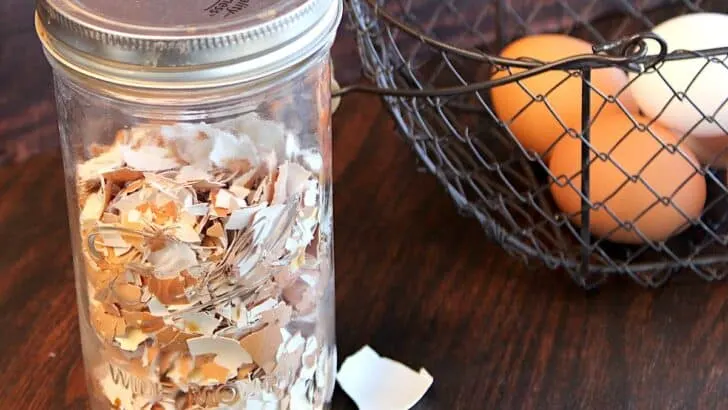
left=1, top=2, right=727, bottom=409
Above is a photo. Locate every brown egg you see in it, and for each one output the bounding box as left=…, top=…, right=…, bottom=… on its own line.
left=490, top=34, right=639, bottom=160
left=549, top=112, right=706, bottom=244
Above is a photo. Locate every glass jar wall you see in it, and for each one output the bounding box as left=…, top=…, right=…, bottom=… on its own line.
left=50, top=44, right=336, bottom=410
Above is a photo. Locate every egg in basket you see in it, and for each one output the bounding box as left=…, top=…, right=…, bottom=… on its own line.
left=349, top=0, right=728, bottom=286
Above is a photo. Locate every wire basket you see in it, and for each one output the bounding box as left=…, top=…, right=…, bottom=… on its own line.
left=345, top=0, right=728, bottom=288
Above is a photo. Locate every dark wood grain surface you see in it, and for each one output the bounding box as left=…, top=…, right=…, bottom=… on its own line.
left=1, top=2, right=728, bottom=410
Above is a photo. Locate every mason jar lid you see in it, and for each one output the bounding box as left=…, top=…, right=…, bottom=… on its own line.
left=35, top=0, right=342, bottom=88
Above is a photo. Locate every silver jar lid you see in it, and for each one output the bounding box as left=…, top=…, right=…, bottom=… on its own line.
left=35, top=0, right=342, bottom=88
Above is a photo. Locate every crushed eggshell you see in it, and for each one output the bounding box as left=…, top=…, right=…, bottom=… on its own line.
left=287, top=378, right=311, bottom=410
left=91, top=302, right=127, bottom=343
left=81, top=191, right=106, bottom=222
left=121, top=145, right=180, bottom=172
left=102, top=168, right=144, bottom=185
left=112, top=282, right=143, bottom=306
left=226, top=204, right=266, bottom=231
left=167, top=354, right=194, bottom=387
left=99, top=372, right=146, bottom=410
left=221, top=113, right=287, bottom=160
left=77, top=120, right=330, bottom=409
left=115, top=328, right=150, bottom=352
left=171, top=224, right=201, bottom=243
left=173, top=312, right=221, bottom=336
left=241, top=389, right=281, bottom=410
left=282, top=279, right=316, bottom=315
left=283, top=163, right=312, bottom=202
left=247, top=298, right=278, bottom=322
left=162, top=124, right=214, bottom=168
left=336, top=346, right=433, bottom=410
left=239, top=324, right=283, bottom=373
left=98, top=228, right=131, bottom=249
left=260, top=302, right=293, bottom=328
left=251, top=204, right=287, bottom=246
left=146, top=295, right=173, bottom=316
left=78, top=147, right=124, bottom=182
left=183, top=202, right=209, bottom=216
left=276, top=330, right=307, bottom=365
left=187, top=336, right=253, bottom=374
left=298, top=336, right=320, bottom=381
left=209, top=128, right=258, bottom=169
left=121, top=311, right=165, bottom=334
left=195, top=361, right=231, bottom=384
left=215, top=188, right=246, bottom=210
left=147, top=242, right=198, bottom=278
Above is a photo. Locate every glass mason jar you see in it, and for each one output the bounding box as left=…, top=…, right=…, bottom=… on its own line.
left=35, top=0, right=342, bottom=409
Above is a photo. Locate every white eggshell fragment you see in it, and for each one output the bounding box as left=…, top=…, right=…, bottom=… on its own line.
left=336, top=345, right=433, bottom=410
left=187, top=336, right=253, bottom=372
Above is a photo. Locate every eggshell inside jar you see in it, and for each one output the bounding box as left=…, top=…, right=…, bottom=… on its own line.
left=628, top=13, right=728, bottom=140
left=549, top=112, right=706, bottom=244
left=490, top=34, right=638, bottom=161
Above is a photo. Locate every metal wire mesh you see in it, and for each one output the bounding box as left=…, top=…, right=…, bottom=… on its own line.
left=347, top=0, right=728, bottom=287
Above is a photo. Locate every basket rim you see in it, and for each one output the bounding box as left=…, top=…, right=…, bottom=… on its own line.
left=352, top=0, right=728, bottom=94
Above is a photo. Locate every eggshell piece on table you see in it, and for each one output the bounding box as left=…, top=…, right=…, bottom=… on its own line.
left=490, top=34, right=638, bottom=161
left=549, top=112, right=706, bottom=244
left=628, top=13, right=728, bottom=141
left=336, top=345, right=433, bottom=410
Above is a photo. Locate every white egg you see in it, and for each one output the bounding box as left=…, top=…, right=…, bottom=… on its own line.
left=628, top=13, right=728, bottom=138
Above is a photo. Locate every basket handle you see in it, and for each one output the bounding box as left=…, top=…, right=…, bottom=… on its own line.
left=333, top=32, right=668, bottom=99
